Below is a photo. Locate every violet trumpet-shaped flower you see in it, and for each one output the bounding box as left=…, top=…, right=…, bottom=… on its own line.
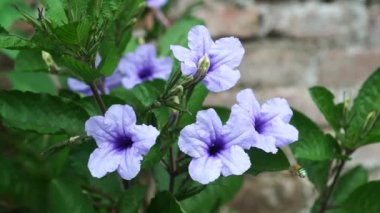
left=179, top=109, right=251, bottom=184
left=228, top=89, right=298, bottom=154
left=67, top=55, right=122, bottom=96
left=146, top=0, right=167, bottom=8
left=86, top=104, right=159, bottom=180
left=170, top=25, right=245, bottom=92
left=118, top=44, right=173, bottom=89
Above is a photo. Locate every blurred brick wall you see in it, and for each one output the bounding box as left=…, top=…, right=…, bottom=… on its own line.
left=170, top=0, right=380, bottom=212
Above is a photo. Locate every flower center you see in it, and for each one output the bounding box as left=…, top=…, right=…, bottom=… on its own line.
left=208, top=139, right=225, bottom=156
left=138, top=68, right=153, bottom=79
left=254, top=118, right=265, bottom=134
left=114, top=136, right=133, bottom=151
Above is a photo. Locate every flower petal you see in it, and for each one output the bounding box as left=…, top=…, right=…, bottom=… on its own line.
left=260, top=118, right=299, bottom=147
left=189, top=156, right=222, bottom=184
left=170, top=45, right=191, bottom=62
left=261, top=98, right=293, bottom=123
left=67, top=78, right=92, bottom=96
left=188, top=25, right=213, bottom=56
left=223, top=113, right=254, bottom=149
left=179, top=124, right=210, bottom=158
left=202, top=65, right=240, bottom=92
left=131, top=124, right=160, bottom=155
left=151, top=57, right=173, bottom=80
left=117, top=147, right=143, bottom=180
left=135, top=44, right=156, bottom=61
left=146, top=0, right=167, bottom=8
left=170, top=45, right=198, bottom=76
left=195, top=109, right=223, bottom=142
left=88, top=145, right=122, bottom=178
left=251, top=132, right=278, bottom=154
left=85, top=116, right=117, bottom=147
left=104, top=105, right=136, bottom=135
left=236, top=89, right=261, bottom=119
left=209, top=37, right=244, bottom=70
left=218, top=145, right=251, bottom=176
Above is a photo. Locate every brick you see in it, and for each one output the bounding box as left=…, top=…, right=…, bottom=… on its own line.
left=318, top=50, right=380, bottom=87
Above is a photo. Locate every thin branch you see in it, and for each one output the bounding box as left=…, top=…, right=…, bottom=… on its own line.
left=89, top=83, right=106, bottom=114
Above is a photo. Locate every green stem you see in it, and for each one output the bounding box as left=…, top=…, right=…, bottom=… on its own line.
left=89, top=82, right=107, bottom=114
left=169, top=146, right=176, bottom=193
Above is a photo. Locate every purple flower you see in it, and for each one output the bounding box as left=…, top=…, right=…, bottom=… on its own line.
left=67, top=55, right=122, bottom=96
left=118, top=44, right=173, bottom=89
left=228, top=89, right=298, bottom=154
left=179, top=109, right=251, bottom=184
left=86, top=104, right=159, bottom=180
left=146, top=0, right=167, bottom=8
left=170, top=25, right=245, bottom=92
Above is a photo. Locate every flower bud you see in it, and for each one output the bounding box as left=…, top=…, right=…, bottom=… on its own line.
left=167, top=85, right=183, bottom=97
left=194, top=54, right=210, bottom=83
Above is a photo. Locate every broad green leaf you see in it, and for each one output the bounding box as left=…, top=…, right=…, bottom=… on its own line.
left=298, top=159, right=331, bottom=191
left=7, top=70, right=57, bottom=95
left=309, top=86, right=341, bottom=132
left=0, top=35, right=35, bottom=50
left=41, top=0, right=68, bottom=24
left=290, top=110, right=339, bottom=161
left=181, top=176, right=243, bottom=213
left=142, top=144, right=165, bottom=169
left=342, top=181, right=380, bottom=213
left=147, top=191, right=185, bottom=213
left=119, top=185, right=147, bottom=213
left=131, top=79, right=166, bottom=107
left=48, top=178, right=94, bottom=213
left=331, top=166, right=368, bottom=204
left=58, top=55, right=102, bottom=82
left=98, top=48, right=119, bottom=76
left=15, top=50, right=49, bottom=73
left=0, top=90, right=89, bottom=135
left=179, top=84, right=208, bottom=127
left=347, top=68, right=380, bottom=148
left=158, top=18, right=204, bottom=56
left=54, top=22, right=81, bottom=45
left=110, top=87, right=144, bottom=113
left=64, top=0, right=90, bottom=21
left=247, top=148, right=290, bottom=175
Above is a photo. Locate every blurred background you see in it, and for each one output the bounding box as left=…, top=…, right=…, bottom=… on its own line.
left=1, top=0, right=380, bottom=212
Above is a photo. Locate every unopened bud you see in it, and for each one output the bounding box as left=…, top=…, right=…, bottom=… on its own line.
left=181, top=76, right=194, bottom=88
left=42, top=51, right=60, bottom=71
left=343, top=92, right=351, bottom=115
left=193, top=54, right=210, bottom=83
left=167, top=109, right=180, bottom=131
left=168, top=85, right=183, bottom=97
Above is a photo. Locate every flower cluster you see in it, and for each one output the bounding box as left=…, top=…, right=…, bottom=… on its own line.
left=85, top=25, right=298, bottom=185
left=68, top=44, right=172, bottom=96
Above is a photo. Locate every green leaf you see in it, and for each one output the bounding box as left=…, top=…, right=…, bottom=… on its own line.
left=58, top=55, right=102, bottom=82
left=181, top=176, right=243, bottom=213
left=15, top=50, right=49, bottom=73
left=98, top=48, right=119, bottom=76
left=179, top=84, right=208, bottom=127
left=0, top=90, right=89, bottom=135
left=158, top=18, right=203, bottom=56
left=147, top=191, right=185, bottom=213
left=347, top=68, right=380, bottom=147
left=41, top=0, right=68, bottom=25
left=142, top=144, right=165, bottom=169
left=48, top=178, right=94, bottom=213
left=298, top=159, right=331, bottom=191
left=131, top=80, right=166, bottom=107
left=309, top=86, right=341, bottom=132
left=290, top=110, right=339, bottom=161
left=342, top=181, right=380, bottom=213
left=331, top=166, right=368, bottom=205
left=119, top=185, right=147, bottom=213
left=247, top=148, right=290, bottom=175
left=54, top=22, right=80, bottom=45
left=7, top=70, right=57, bottom=95
left=77, top=95, right=125, bottom=116
left=0, top=35, right=35, bottom=50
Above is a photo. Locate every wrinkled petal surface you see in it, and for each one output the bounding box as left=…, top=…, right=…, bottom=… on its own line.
left=218, top=145, right=251, bottom=176
left=117, top=147, right=143, bottom=180
left=179, top=124, right=209, bottom=158
left=260, top=98, right=293, bottom=123
left=209, top=37, right=244, bottom=70
left=202, top=65, right=240, bottom=92
left=188, top=25, right=213, bottom=56
left=131, top=124, right=160, bottom=155
left=189, top=156, right=222, bottom=184
left=260, top=118, right=299, bottom=147
left=85, top=116, right=117, bottom=147
left=88, top=145, right=122, bottom=178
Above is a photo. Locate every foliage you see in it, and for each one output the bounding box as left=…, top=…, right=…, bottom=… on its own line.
left=0, top=0, right=379, bottom=212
